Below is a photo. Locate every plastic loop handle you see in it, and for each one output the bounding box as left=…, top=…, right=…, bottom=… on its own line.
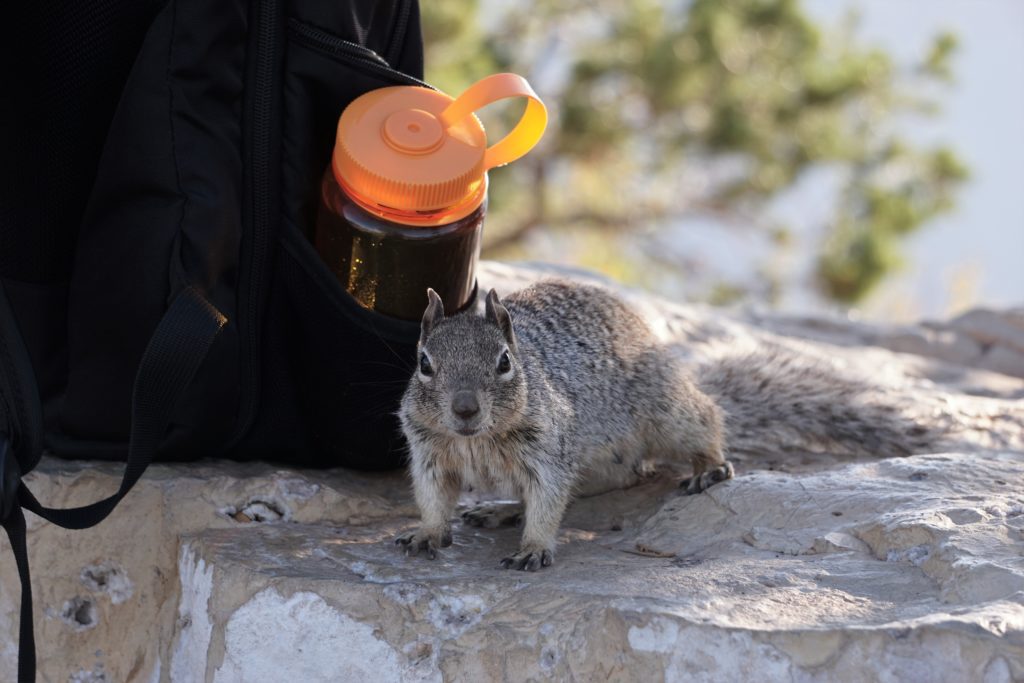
left=440, top=73, right=548, bottom=171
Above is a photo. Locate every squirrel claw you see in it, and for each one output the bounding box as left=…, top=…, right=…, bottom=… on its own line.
left=395, top=531, right=445, bottom=560
left=680, top=461, right=735, bottom=495
left=499, top=548, right=554, bottom=571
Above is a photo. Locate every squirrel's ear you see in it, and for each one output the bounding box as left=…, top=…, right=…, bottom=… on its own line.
left=485, top=288, right=517, bottom=349
left=420, top=288, right=445, bottom=343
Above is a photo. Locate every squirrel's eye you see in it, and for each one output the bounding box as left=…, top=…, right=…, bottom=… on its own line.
left=497, top=350, right=512, bottom=374
left=419, top=352, right=434, bottom=376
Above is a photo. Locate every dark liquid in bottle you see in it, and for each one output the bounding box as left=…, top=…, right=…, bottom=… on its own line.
left=315, top=171, right=484, bottom=320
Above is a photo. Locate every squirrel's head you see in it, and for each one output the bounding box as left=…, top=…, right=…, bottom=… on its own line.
left=402, top=288, right=528, bottom=439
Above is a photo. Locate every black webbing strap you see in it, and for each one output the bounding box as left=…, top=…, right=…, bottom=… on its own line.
left=2, top=286, right=226, bottom=681
left=18, top=288, right=226, bottom=527
left=2, top=505, right=34, bottom=683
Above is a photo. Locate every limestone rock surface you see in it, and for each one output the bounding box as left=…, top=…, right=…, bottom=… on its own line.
left=1, top=262, right=1022, bottom=682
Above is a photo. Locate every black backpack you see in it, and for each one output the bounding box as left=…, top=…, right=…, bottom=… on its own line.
left=1, top=1, right=428, bottom=679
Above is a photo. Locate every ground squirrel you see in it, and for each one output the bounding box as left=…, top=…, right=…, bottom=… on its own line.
left=396, top=280, right=932, bottom=570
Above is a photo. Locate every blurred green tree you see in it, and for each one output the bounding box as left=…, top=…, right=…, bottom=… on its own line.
left=422, top=0, right=967, bottom=305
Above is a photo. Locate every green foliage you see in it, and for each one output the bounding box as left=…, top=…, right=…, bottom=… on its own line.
left=819, top=143, right=968, bottom=302
left=422, top=0, right=967, bottom=305
left=922, top=32, right=958, bottom=81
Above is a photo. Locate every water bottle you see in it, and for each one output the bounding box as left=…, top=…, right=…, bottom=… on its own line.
left=315, top=73, right=547, bottom=319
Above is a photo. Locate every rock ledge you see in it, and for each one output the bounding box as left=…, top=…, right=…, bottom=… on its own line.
left=1, top=263, right=1021, bottom=682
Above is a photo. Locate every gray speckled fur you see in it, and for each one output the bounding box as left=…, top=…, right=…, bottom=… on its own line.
left=697, top=349, right=933, bottom=458
left=397, top=279, right=935, bottom=570
left=397, top=280, right=730, bottom=570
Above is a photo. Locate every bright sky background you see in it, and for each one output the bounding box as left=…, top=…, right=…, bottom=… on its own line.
left=481, top=0, right=1024, bottom=322
left=797, top=0, right=1024, bottom=320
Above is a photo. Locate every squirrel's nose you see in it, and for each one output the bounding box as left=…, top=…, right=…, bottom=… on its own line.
left=452, top=391, right=480, bottom=419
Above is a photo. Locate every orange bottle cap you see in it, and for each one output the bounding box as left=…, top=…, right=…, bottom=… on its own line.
left=332, top=73, right=547, bottom=226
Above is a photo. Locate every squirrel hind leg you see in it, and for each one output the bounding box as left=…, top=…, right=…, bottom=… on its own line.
left=677, top=441, right=734, bottom=495
left=654, top=391, right=733, bottom=493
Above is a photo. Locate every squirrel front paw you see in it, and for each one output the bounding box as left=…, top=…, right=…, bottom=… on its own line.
left=395, top=528, right=453, bottom=560
left=499, top=546, right=554, bottom=571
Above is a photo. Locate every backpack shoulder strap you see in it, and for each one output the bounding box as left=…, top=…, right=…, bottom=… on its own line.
left=0, top=285, right=225, bottom=682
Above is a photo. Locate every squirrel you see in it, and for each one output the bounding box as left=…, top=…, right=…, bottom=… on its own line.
left=396, top=279, right=933, bottom=571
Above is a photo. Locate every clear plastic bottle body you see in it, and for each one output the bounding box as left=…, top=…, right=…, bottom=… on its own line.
left=315, top=169, right=484, bottom=320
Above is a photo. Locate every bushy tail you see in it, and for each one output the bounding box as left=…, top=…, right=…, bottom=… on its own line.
left=696, top=348, right=935, bottom=458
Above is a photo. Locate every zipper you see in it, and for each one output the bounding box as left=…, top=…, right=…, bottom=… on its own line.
left=288, top=19, right=430, bottom=88
left=232, top=0, right=282, bottom=447
left=385, top=0, right=413, bottom=68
